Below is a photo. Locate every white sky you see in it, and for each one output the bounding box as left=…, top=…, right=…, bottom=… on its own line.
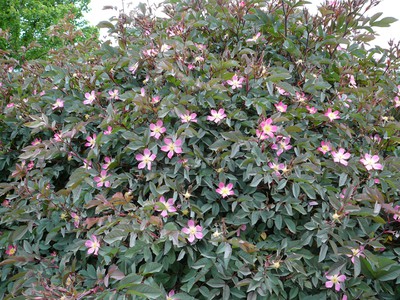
left=84, top=0, right=400, bottom=47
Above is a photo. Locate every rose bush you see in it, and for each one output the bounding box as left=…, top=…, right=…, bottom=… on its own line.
left=1, top=0, right=400, bottom=299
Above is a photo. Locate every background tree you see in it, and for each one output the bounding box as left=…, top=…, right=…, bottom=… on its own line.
left=0, top=0, right=97, bottom=61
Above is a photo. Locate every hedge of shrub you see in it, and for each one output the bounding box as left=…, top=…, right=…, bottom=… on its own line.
left=1, top=0, right=400, bottom=299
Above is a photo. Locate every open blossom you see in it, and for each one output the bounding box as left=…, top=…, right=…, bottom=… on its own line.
left=317, top=141, right=332, bottom=154
left=346, top=246, right=365, bottom=263
left=180, top=111, right=197, bottom=123
left=166, top=290, right=177, bottom=300
left=393, top=205, right=400, bottom=221
left=5, top=245, right=17, bottom=256
left=256, top=118, right=278, bottom=140
left=332, top=148, right=351, bottom=166
left=156, top=196, right=177, bottom=217
left=104, top=126, right=112, bottom=135
left=348, top=74, right=357, bottom=88
left=83, top=90, right=96, bottom=105
left=94, top=170, right=111, bottom=187
left=207, top=108, right=226, bottom=123
left=324, top=108, right=340, bottom=122
left=216, top=182, right=234, bottom=198
left=271, top=136, right=292, bottom=156
left=306, top=105, right=317, bottom=114
left=182, top=220, right=203, bottom=243
left=161, top=138, right=183, bottom=159
left=70, top=212, right=80, bottom=228
left=85, top=235, right=100, bottom=256
left=52, top=98, right=64, bottom=110
left=226, top=74, right=245, bottom=89
left=268, top=161, right=287, bottom=176
left=108, top=89, right=119, bottom=100
left=360, top=154, right=383, bottom=171
left=325, top=273, right=346, bottom=291
left=296, top=91, right=307, bottom=102
left=276, top=87, right=289, bottom=96
left=85, top=134, right=97, bottom=149
left=275, top=101, right=287, bottom=113
left=246, top=32, right=261, bottom=42
left=136, top=148, right=156, bottom=170
left=150, top=120, right=166, bottom=139
left=102, top=156, right=112, bottom=170
left=151, top=95, right=160, bottom=103
left=32, top=138, right=42, bottom=145
left=54, top=132, right=62, bottom=142
left=394, top=96, right=400, bottom=108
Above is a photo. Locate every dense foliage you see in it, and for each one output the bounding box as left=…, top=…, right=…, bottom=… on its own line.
left=1, top=0, right=400, bottom=299
left=0, top=0, right=97, bottom=60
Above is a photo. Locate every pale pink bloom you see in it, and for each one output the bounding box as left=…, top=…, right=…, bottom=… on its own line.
left=129, top=63, right=139, bottom=74
left=94, top=170, right=111, bottom=188
left=136, top=149, right=156, bottom=170
left=325, top=273, right=346, bottom=291
left=348, top=74, right=357, bottom=88
left=85, top=235, right=100, bottom=256
left=256, top=118, right=278, bottom=140
left=239, top=1, right=246, bottom=7
left=143, top=48, right=158, bottom=57
left=324, top=108, right=340, bottom=122
left=85, top=134, right=97, bottom=149
left=393, top=96, right=400, bottom=108
left=393, top=205, right=400, bottom=221
left=195, top=43, right=207, bottom=51
left=150, top=120, right=166, bottom=139
left=216, top=182, right=234, bottom=198
left=5, top=245, right=17, bottom=256
left=246, top=32, right=261, bottom=42
left=166, top=290, right=177, bottom=300
left=70, top=212, right=80, bottom=228
left=346, top=246, right=365, bottom=263
left=271, top=136, right=292, bottom=156
left=27, top=161, right=34, bottom=170
left=226, top=74, right=245, bottom=90
left=82, top=159, right=92, bottom=170
left=161, top=138, right=183, bottom=159
left=180, top=111, right=197, bottom=123
left=317, top=141, right=332, bottom=154
left=156, top=196, right=177, bottom=217
left=151, top=96, right=160, bottom=103
left=371, top=134, right=381, bottom=143
left=306, top=106, right=317, bottom=114
left=40, top=91, right=46, bottom=96
left=6, top=103, right=14, bottom=108
left=84, top=91, right=96, bottom=105
left=104, top=126, right=112, bottom=135
left=140, top=88, right=146, bottom=97
left=108, top=89, right=119, bottom=100
left=275, top=101, right=287, bottom=112
left=276, top=87, right=289, bottom=96
left=187, top=64, right=195, bottom=70
left=360, top=154, right=383, bottom=171
left=268, top=161, right=286, bottom=176
left=374, top=178, right=380, bottom=184
left=332, top=148, right=351, bottom=166
left=52, top=98, right=64, bottom=110
left=160, top=44, right=171, bottom=52
left=207, top=108, right=226, bottom=123
left=54, top=132, right=62, bottom=142
left=31, top=138, right=42, bottom=145
left=339, top=94, right=352, bottom=108
left=102, top=157, right=112, bottom=170
left=236, top=224, right=246, bottom=236
left=296, top=91, right=307, bottom=102
left=182, top=220, right=203, bottom=243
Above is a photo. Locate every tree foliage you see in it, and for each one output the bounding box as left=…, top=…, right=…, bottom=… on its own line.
left=0, top=0, right=97, bottom=60
left=0, top=0, right=400, bottom=299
